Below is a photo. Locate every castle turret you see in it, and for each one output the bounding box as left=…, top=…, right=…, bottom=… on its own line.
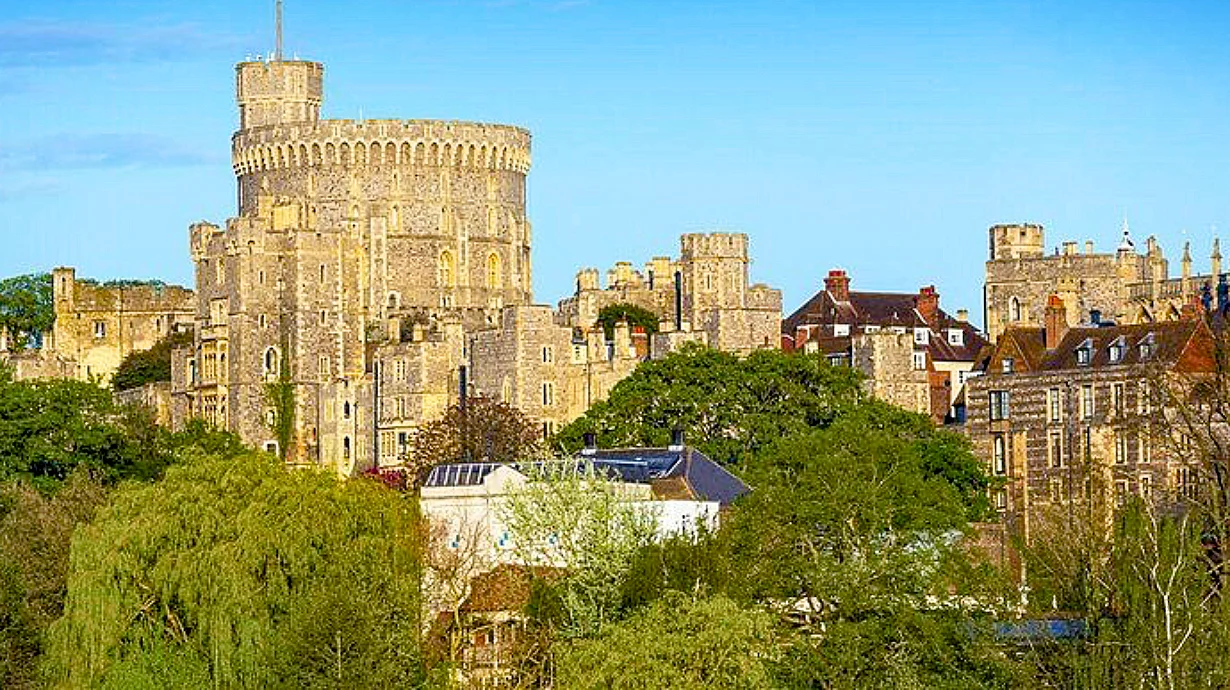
left=988, top=223, right=1044, bottom=261
left=236, top=59, right=323, bottom=131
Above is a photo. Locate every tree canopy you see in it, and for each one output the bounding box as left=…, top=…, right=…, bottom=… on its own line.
left=0, top=274, right=53, bottom=351
left=410, top=396, right=542, bottom=481
left=42, top=451, right=428, bottom=688
left=555, top=344, right=864, bottom=465
left=595, top=303, right=659, bottom=340
left=110, top=330, right=193, bottom=392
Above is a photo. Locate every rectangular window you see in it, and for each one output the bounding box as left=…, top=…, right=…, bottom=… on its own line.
left=1048, top=387, right=1062, bottom=423
left=1049, top=479, right=1063, bottom=503
left=1002, top=357, right=1014, bottom=374
left=542, top=381, right=555, bottom=407
left=994, top=489, right=1007, bottom=510
left=1112, top=383, right=1125, bottom=418
left=1177, top=467, right=1199, bottom=500
left=914, top=328, right=930, bottom=345
left=1083, top=426, right=1092, bottom=460
left=833, top=324, right=850, bottom=337
left=1049, top=431, right=1063, bottom=468
left=93, top=321, right=106, bottom=339
left=1141, top=433, right=1151, bottom=463
left=1140, top=473, right=1153, bottom=499
left=542, top=346, right=554, bottom=364
left=319, top=310, right=327, bottom=326
left=1115, top=480, right=1129, bottom=504
left=1139, top=380, right=1152, bottom=414
left=989, top=390, right=1010, bottom=421
left=912, top=351, right=927, bottom=370
left=947, top=329, right=964, bottom=346
left=992, top=434, right=1006, bottom=475
left=1081, top=385, right=1095, bottom=420
left=1115, top=432, right=1129, bottom=464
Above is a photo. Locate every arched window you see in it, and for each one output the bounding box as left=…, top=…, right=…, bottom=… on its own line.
left=343, top=401, right=351, bottom=420
left=1009, top=297, right=1022, bottom=322
left=486, top=253, right=501, bottom=289
left=343, top=436, right=351, bottom=459
left=264, top=347, right=278, bottom=376
left=439, top=250, right=456, bottom=288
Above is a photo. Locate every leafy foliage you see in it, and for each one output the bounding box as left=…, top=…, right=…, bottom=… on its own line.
left=42, top=451, right=427, bottom=688
left=0, top=375, right=172, bottom=489
left=555, top=593, right=780, bottom=690
left=410, top=396, right=542, bottom=480
left=555, top=344, right=864, bottom=465
left=595, top=303, right=659, bottom=340
left=501, top=463, right=659, bottom=639
left=110, top=330, right=193, bottom=392
left=0, top=273, right=53, bottom=351
left=264, top=349, right=295, bottom=462
left=0, top=471, right=108, bottom=689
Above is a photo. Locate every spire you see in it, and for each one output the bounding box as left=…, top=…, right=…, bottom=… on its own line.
left=1183, top=240, right=1192, bottom=264
left=275, top=0, right=284, bottom=61
left=1117, top=215, right=1135, bottom=252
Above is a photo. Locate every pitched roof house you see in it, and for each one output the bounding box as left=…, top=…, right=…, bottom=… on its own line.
left=783, top=269, right=988, bottom=423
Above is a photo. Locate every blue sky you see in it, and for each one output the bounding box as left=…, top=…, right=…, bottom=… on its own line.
left=3, top=0, right=1230, bottom=326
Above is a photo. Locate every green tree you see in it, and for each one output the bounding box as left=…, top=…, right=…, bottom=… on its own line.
left=501, top=463, right=659, bottom=639
left=716, top=409, right=1015, bottom=687
left=595, top=303, right=659, bottom=341
left=0, top=471, right=108, bottom=689
left=0, top=273, right=53, bottom=351
left=42, top=451, right=427, bottom=688
left=0, top=374, right=172, bottom=489
left=110, top=330, right=193, bottom=392
left=555, top=344, right=864, bottom=466
left=555, top=593, right=780, bottom=690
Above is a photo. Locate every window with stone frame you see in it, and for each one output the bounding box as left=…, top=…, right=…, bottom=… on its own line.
left=1047, top=387, right=1062, bottom=423
left=1112, top=382, right=1125, bottom=418
left=992, top=434, right=1006, bottom=475
left=1140, top=473, right=1153, bottom=500
left=994, top=489, right=1007, bottom=511
left=1081, top=384, right=1095, bottom=419
left=989, top=390, right=1010, bottom=421
left=912, top=351, right=927, bottom=370
left=1115, top=431, right=1129, bottom=464
left=1048, top=478, right=1063, bottom=503
left=1048, top=430, right=1064, bottom=468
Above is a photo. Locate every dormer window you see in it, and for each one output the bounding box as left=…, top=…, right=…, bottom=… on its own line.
left=1139, top=334, right=1155, bottom=359
left=1108, top=337, right=1125, bottom=364
left=947, top=329, right=964, bottom=346
left=1002, top=357, right=1014, bottom=374
left=864, top=325, right=880, bottom=333
left=1075, top=339, right=1093, bottom=366
left=833, top=323, right=850, bottom=337
left=914, top=328, right=930, bottom=345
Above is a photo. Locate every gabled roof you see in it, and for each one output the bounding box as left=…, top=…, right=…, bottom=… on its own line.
left=784, top=288, right=987, bottom=362
left=986, top=319, right=1213, bottom=374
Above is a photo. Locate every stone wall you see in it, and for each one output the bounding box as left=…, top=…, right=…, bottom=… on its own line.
left=49, top=267, right=194, bottom=383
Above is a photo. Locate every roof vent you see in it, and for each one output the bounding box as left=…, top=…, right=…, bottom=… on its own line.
left=581, top=432, right=597, bottom=456
left=669, top=428, right=685, bottom=451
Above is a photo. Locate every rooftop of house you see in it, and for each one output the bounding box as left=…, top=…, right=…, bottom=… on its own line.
left=422, top=446, right=750, bottom=506
left=987, top=318, right=1213, bottom=375
left=784, top=270, right=987, bottom=361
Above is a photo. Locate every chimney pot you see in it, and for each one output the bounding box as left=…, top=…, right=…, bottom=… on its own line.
left=824, top=269, right=851, bottom=302
left=1044, top=294, right=1068, bottom=350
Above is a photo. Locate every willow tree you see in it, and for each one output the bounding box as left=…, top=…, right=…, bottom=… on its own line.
left=43, top=451, right=428, bottom=688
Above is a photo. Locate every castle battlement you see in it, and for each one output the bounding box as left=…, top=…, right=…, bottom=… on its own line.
left=231, top=119, right=532, bottom=176
left=680, top=232, right=748, bottom=260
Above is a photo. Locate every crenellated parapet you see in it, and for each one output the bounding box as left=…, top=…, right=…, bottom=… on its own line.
left=231, top=119, right=532, bottom=177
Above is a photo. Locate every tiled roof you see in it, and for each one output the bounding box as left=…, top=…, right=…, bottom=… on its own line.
left=987, top=319, right=1213, bottom=374
left=784, top=288, right=987, bottom=363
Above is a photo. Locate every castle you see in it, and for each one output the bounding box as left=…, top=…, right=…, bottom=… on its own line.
left=168, top=55, right=780, bottom=473
left=985, top=222, right=1217, bottom=341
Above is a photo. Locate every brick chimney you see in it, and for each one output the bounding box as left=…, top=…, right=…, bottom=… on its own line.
left=825, top=269, right=850, bottom=302
left=917, top=285, right=939, bottom=328
left=1044, top=294, right=1068, bottom=350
